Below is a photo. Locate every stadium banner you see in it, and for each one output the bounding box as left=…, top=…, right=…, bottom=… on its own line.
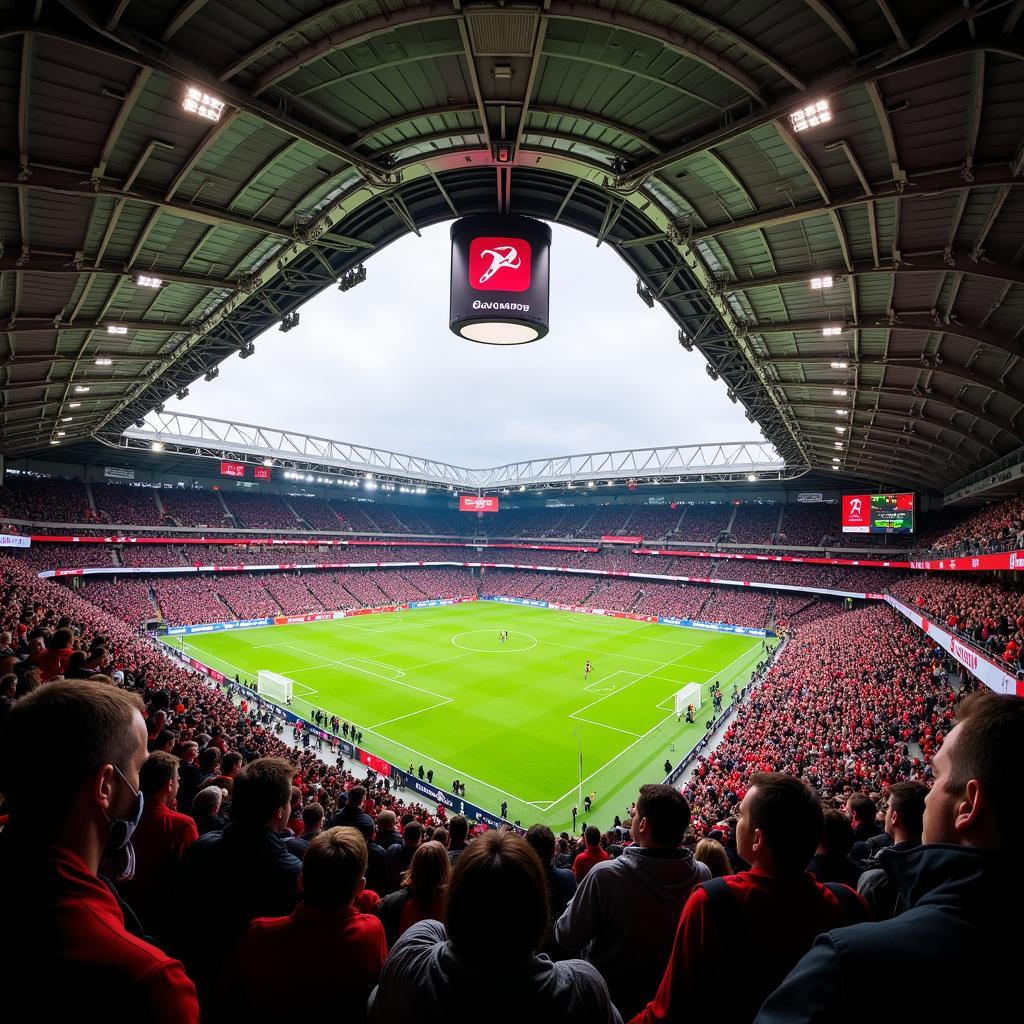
left=358, top=750, right=393, bottom=775
left=408, top=598, right=459, bottom=608
left=659, top=616, right=773, bottom=638
left=797, top=492, right=823, bottom=503
left=480, top=595, right=550, bottom=609
left=601, top=535, right=644, bottom=544
left=165, top=617, right=274, bottom=636
left=103, top=466, right=135, bottom=480
left=459, top=495, right=500, bottom=513
left=885, top=596, right=1023, bottom=696
left=0, top=533, right=30, bottom=548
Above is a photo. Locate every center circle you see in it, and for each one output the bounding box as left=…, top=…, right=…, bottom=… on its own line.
left=451, top=629, right=538, bottom=653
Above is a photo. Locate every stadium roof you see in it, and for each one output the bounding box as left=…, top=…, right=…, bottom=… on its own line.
left=1, top=0, right=1022, bottom=494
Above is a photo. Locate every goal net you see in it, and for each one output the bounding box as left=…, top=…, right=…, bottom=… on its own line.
left=674, top=683, right=703, bottom=717
left=257, top=670, right=295, bottom=705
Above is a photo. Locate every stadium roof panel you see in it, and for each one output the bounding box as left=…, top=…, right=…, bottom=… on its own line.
left=1, top=0, right=1022, bottom=492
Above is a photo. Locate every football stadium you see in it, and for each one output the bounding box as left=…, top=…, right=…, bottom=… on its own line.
left=0, top=2, right=1021, bottom=1022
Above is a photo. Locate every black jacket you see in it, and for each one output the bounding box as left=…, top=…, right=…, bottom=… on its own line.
left=174, top=822, right=301, bottom=993
left=327, top=803, right=375, bottom=837
left=756, top=844, right=1017, bottom=1023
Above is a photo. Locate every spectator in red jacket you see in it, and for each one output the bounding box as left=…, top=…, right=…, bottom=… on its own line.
left=119, top=750, right=198, bottom=939
left=573, top=825, right=609, bottom=882
left=29, top=626, right=74, bottom=681
left=216, top=826, right=387, bottom=1023
left=0, top=680, right=199, bottom=1023
left=630, top=773, right=867, bottom=1024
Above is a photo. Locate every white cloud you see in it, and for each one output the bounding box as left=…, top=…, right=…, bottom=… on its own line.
left=160, top=223, right=758, bottom=466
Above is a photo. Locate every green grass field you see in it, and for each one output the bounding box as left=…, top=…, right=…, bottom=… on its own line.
left=175, top=602, right=770, bottom=831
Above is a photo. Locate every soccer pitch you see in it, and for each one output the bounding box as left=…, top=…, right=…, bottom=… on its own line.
left=176, top=602, right=769, bottom=830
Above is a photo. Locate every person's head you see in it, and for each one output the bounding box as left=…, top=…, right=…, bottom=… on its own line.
left=180, top=741, right=199, bottom=764
left=634, top=783, right=691, bottom=849
left=448, top=814, right=468, bottom=847
left=289, top=786, right=303, bottom=813
left=0, top=673, right=16, bottom=699
left=302, top=802, right=325, bottom=832
left=377, top=809, right=397, bottom=834
left=220, top=751, right=243, bottom=776
left=404, top=840, right=451, bottom=899
left=844, top=792, right=877, bottom=828
left=198, top=746, right=221, bottom=774
left=0, top=680, right=147, bottom=868
left=694, top=837, right=731, bottom=877
left=584, top=825, right=601, bottom=848
left=923, top=692, right=1024, bottom=850
left=231, top=757, right=294, bottom=831
left=299, top=827, right=367, bottom=908
left=525, top=823, right=556, bottom=866
left=738, top=773, right=824, bottom=872
left=403, top=820, right=423, bottom=847
left=48, top=628, right=73, bottom=651
left=139, top=750, right=180, bottom=808
left=348, top=785, right=366, bottom=807
left=883, top=781, right=927, bottom=843
left=818, top=808, right=855, bottom=857
left=431, top=826, right=449, bottom=847
left=446, top=830, right=548, bottom=965
left=192, top=785, right=225, bottom=818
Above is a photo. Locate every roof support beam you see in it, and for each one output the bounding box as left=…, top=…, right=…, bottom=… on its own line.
left=741, top=314, right=1020, bottom=359
left=722, top=253, right=1024, bottom=291
left=161, top=0, right=210, bottom=41
left=2, top=319, right=189, bottom=335
left=0, top=253, right=233, bottom=290
left=682, top=165, right=1022, bottom=245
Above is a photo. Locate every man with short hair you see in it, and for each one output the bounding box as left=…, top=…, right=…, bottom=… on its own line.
left=176, top=757, right=302, bottom=994
left=216, top=827, right=387, bottom=1023
left=447, top=815, right=469, bottom=865
left=120, top=750, right=199, bottom=937
left=191, top=786, right=228, bottom=835
left=385, top=819, right=422, bottom=894
left=556, top=785, right=709, bottom=1018
left=631, top=773, right=866, bottom=1024
left=572, top=826, right=608, bottom=882
left=526, top=823, right=577, bottom=943
left=286, top=802, right=325, bottom=859
left=327, top=784, right=375, bottom=836
left=177, top=742, right=204, bottom=814
left=855, top=780, right=927, bottom=920
left=757, top=693, right=1024, bottom=1022
left=844, top=792, right=880, bottom=844
left=0, top=680, right=199, bottom=1022
left=375, top=809, right=402, bottom=850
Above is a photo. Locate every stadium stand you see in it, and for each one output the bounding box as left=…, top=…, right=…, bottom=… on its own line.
left=91, top=482, right=163, bottom=526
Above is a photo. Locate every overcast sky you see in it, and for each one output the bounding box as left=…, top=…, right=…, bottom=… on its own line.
left=159, top=223, right=758, bottom=467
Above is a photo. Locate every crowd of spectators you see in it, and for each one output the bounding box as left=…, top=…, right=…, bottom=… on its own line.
left=727, top=504, right=781, bottom=545
left=699, top=588, right=774, bottom=629
left=0, top=474, right=91, bottom=522
left=91, top=482, right=163, bottom=526
left=774, top=505, right=832, bottom=546
left=79, top=579, right=157, bottom=624
left=919, top=492, right=1024, bottom=556
left=222, top=493, right=301, bottom=530
left=151, top=577, right=235, bottom=626
left=287, top=494, right=343, bottom=531
left=158, top=489, right=230, bottom=527
left=671, top=504, right=733, bottom=543
left=891, top=573, right=1024, bottom=670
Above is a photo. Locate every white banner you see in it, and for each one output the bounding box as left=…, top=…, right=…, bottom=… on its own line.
left=104, top=466, right=135, bottom=480
left=885, top=595, right=1022, bottom=696
left=0, top=533, right=31, bottom=548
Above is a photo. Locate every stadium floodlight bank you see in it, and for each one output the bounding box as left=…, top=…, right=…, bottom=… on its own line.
left=257, top=669, right=295, bottom=704
left=674, top=683, right=703, bottom=716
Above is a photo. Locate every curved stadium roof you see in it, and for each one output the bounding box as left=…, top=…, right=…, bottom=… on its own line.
left=1, top=0, right=1022, bottom=494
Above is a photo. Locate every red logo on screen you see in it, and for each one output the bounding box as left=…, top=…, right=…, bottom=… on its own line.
left=896, top=492, right=914, bottom=511
left=843, top=494, right=869, bottom=527
left=469, top=237, right=531, bottom=291
left=459, top=495, right=500, bottom=513
left=254, top=466, right=271, bottom=481
left=220, top=461, right=245, bottom=478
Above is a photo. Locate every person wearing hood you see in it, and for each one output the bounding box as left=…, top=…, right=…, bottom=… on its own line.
left=554, top=784, right=710, bottom=1019
left=756, top=691, right=1023, bottom=1023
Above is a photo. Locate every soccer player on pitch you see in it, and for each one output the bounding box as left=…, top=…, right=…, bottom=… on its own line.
left=584, top=660, right=592, bottom=680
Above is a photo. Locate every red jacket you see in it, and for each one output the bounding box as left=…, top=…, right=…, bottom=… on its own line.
left=0, top=831, right=198, bottom=1023
left=630, top=869, right=867, bottom=1024
left=573, top=846, right=610, bottom=882
left=120, top=800, right=198, bottom=933
left=31, top=645, right=74, bottom=681
left=217, top=903, right=387, bottom=1022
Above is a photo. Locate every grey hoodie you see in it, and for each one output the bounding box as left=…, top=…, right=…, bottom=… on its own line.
left=367, top=920, right=622, bottom=1024
left=554, top=844, right=711, bottom=1019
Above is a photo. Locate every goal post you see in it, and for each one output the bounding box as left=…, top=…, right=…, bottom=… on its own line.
left=674, top=683, right=703, bottom=717
left=257, top=669, right=295, bottom=705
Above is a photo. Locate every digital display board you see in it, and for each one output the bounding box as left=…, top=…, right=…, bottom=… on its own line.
left=253, top=466, right=271, bottom=481
left=842, top=493, right=914, bottom=534
left=220, top=461, right=246, bottom=478
left=459, top=495, right=500, bottom=513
